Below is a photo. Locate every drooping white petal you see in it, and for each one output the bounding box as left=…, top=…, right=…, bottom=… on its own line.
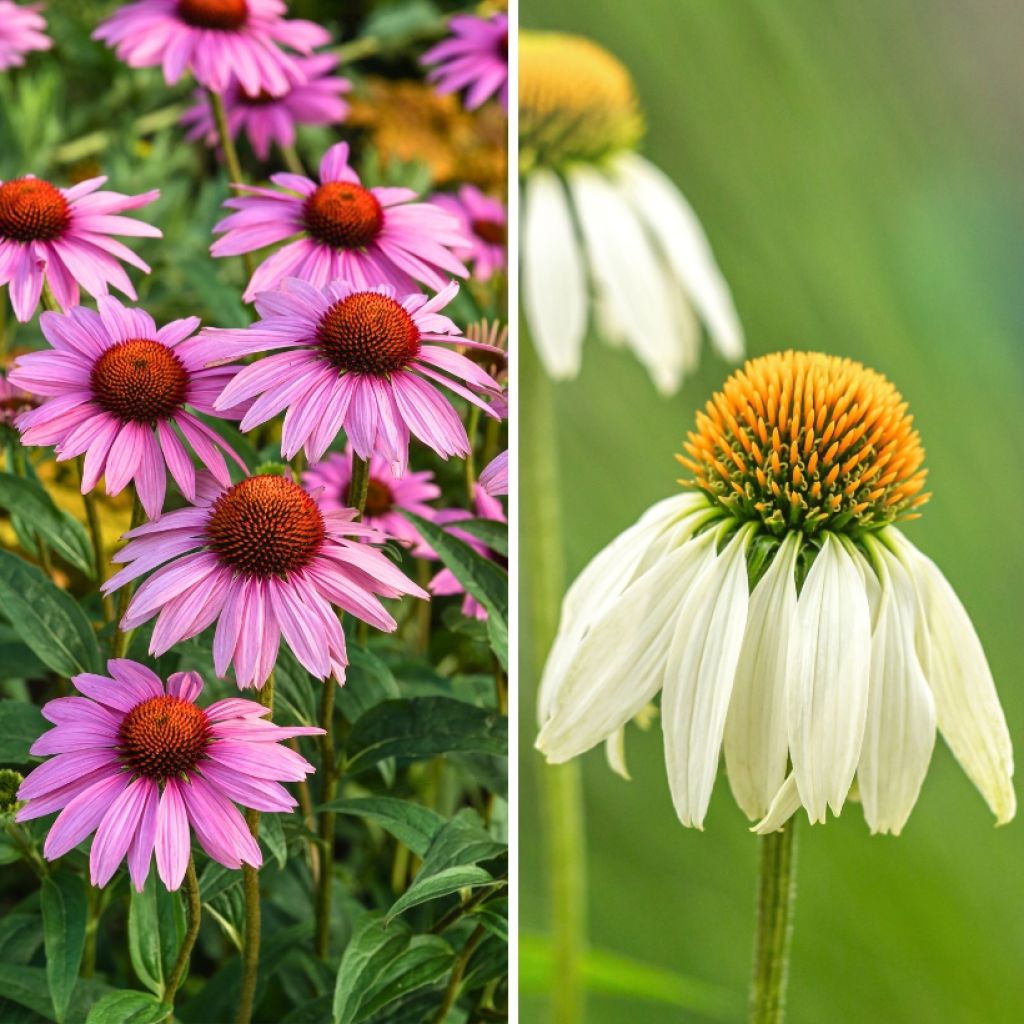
left=753, top=773, right=802, bottom=835
left=858, top=540, right=937, bottom=835
left=567, top=165, right=683, bottom=395
left=889, top=530, right=1015, bottom=824
left=613, top=152, right=744, bottom=362
left=538, top=493, right=708, bottom=722
left=662, top=526, right=753, bottom=828
left=536, top=531, right=714, bottom=763
left=605, top=727, right=630, bottom=780
left=787, top=533, right=872, bottom=824
left=522, top=170, right=587, bottom=379
left=724, top=532, right=800, bottom=820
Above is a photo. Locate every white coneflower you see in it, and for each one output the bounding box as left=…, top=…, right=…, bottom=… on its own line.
left=537, top=351, right=1015, bottom=834
left=519, top=31, right=743, bottom=395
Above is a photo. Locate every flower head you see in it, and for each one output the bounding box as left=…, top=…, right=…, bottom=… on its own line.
left=538, top=352, right=1014, bottom=835
left=0, top=1, right=51, bottom=71
left=0, top=175, right=160, bottom=322
left=303, top=444, right=440, bottom=553
left=15, top=659, right=323, bottom=890
left=104, top=473, right=427, bottom=689
left=421, top=12, right=508, bottom=112
left=432, top=185, right=506, bottom=281
left=210, top=141, right=469, bottom=300
left=181, top=53, right=351, bottom=161
left=429, top=485, right=506, bottom=620
left=193, top=277, right=501, bottom=472
left=94, top=0, right=329, bottom=97
left=519, top=31, right=743, bottom=394
left=10, top=297, right=247, bottom=518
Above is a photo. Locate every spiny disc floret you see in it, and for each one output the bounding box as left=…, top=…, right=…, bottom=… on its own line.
left=207, top=475, right=325, bottom=577
left=316, top=292, right=420, bottom=376
left=118, top=695, right=211, bottom=780
left=176, top=0, right=248, bottom=30
left=90, top=339, right=189, bottom=423
left=0, top=178, right=70, bottom=243
left=302, top=182, right=384, bottom=250
left=678, top=351, right=929, bottom=536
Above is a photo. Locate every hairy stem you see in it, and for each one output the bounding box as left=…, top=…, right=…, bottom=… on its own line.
left=162, top=857, right=201, bottom=1022
left=112, top=489, right=145, bottom=657
left=76, top=456, right=114, bottom=622
left=207, top=89, right=256, bottom=279
left=750, top=822, right=798, bottom=1024
left=432, top=923, right=486, bottom=1024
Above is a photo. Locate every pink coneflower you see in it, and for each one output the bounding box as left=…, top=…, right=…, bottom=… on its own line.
left=93, top=0, right=329, bottom=98
left=0, top=2, right=51, bottom=71
left=15, top=659, right=323, bottom=890
left=0, top=175, right=160, bottom=322
left=193, top=277, right=501, bottom=472
left=103, top=473, right=428, bottom=688
left=210, top=141, right=468, bottom=300
left=9, top=297, right=247, bottom=519
left=180, top=53, right=351, bottom=162
left=429, top=485, right=506, bottom=620
left=421, top=13, right=508, bottom=112
left=478, top=450, right=507, bottom=497
left=433, top=186, right=506, bottom=281
left=0, top=371, right=36, bottom=427
left=303, top=444, right=439, bottom=553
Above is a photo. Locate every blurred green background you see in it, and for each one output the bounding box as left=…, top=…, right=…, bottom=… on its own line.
left=519, top=2, right=1024, bottom=1022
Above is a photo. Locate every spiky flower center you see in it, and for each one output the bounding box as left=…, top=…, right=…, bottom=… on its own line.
left=472, top=218, right=506, bottom=245
left=678, top=351, right=929, bottom=536
left=118, top=695, right=211, bottom=780
left=0, top=178, right=70, bottom=243
left=316, top=292, right=420, bottom=376
left=519, top=31, right=644, bottom=170
left=302, top=182, right=384, bottom=250
left=348, top=477, right=394, bottom=518
left=207, top=475, right=325, bottom=577
left=91, top=339, right=189, bottom=423
left=177, top=0, right=248, bottom=30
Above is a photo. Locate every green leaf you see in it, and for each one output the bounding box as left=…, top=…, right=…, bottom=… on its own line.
left=450, top=518, right=508, bottom=556
left=387, top=865, right=495, bottom=922
left=0, top=915, right=43, bottom=965
left=336, top=645, right=400, bottom=723
left=0, top=632, right=49, bottom=680
left=417, top=809, right=505, bottom=879
left=261, top=811, right=287, bottom=869
left=519, top=932, right=741, bottom=1017
left=84, top=991, right=172, bottom=1024
left=321, top=797, right=445, bottom=858
left=358, top=935, right=454, bottom=1020
left=128, top=873, right=186, bottom=998
left=0, top=473, right=95, bottom=577
left=0, top=699, right=45, bottom=762
left=473, top=898, right=508, bottom=943
left=41, top=873, right=88, bottom=1023
left=0, top=551, right=102, bottom=677
left=344, top=697, right=506, bottom=774
left=332, top=914, right=411, bottom=1024
left=0, top=964, right=53, bottom=1019
left=402, top=512, right=508, bottom=623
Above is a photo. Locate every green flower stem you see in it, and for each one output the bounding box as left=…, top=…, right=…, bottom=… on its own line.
left=464, top=404, right=481, bottom=503
left=750, top=821, right=798, bottom=1024
left=207, top=89, right=256, bottom=280
left=431, top=922, right=486, bottom=1024
left=236, top=674, right=274, bottom=1024
left=112, top=490, right=145, bottom=658
left=76, top=456, right=115, bottom=623
left=162, top=856, right=201, bottom=1024
left=279, top=143, right=306, bottom=177
left=315, top=458, right=369, bottom=958
left=522, top=341, right=586, bottom=1024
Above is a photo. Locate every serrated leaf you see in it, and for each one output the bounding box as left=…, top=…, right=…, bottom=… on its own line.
left=451, top=518, right=508, bottom=556
left=0, top=551, right=102, bottom=677
left=128, top=873, right=186, bottom=998
left=321, top=797, right=445, bottom=858
left=358, top=935, right=454, bottom=1020
left=417, top=809, right=505, bottom=879
left=344, top=697, right=506, bottom=775
left=0, top=699, right=45, bottom=762
left=332, top=914, right=411, bottom=1024
left=386, top=865, right=495, bottom=922
left=84, top=991, right=172, bottom=1024
left=0, top=473, right=95, bottom=577
left=42, top=873, right=87, bottom=1023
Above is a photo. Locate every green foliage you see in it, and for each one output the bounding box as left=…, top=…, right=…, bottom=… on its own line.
left=127, top=874, right=187, bottom=998
left=41, top=873, right=88, bottom=1023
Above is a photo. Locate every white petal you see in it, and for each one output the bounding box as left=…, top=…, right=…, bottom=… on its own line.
left=536, top=532, right=713, bottom=762
left=567, top=166, right=683, bottom=395
left=605, top=727, right=630, bottom=780
left=662, top=526, right=753, bottom=828
left=613, top=152, right=744, bottom=362
left=753, top=773, right=801, bottom=835
left=889, top=530, right=1015, bottom=824
left=858, top=540, right=936, bottom=835
left=538, top=493, right=707, bottom=722
left=787, top=533, right=872, bottom=823
left=522, top=170, right=587, bottom=379
left=724, top=532, right=800, bottom=820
